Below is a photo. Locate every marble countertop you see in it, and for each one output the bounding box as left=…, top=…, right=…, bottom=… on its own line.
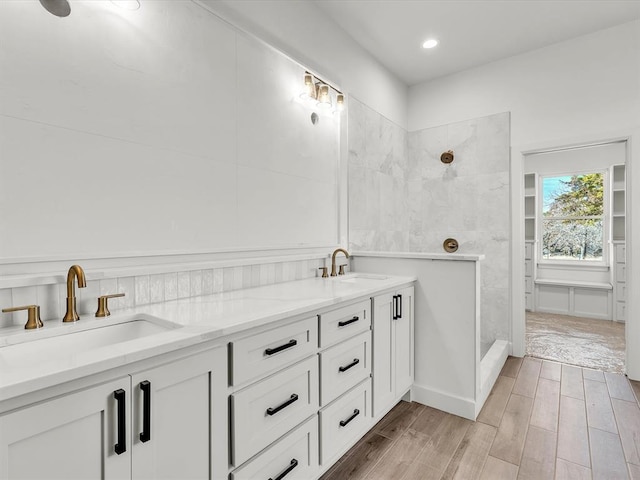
left=0, top=273, right=415, bottom=403
left=353, top=251, right=485, bottom=262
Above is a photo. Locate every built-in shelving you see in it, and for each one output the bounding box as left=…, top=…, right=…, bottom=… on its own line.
left=524, top=173, right=537, bottom=311
left=524, top=173, right=536, bottom=242
left=612, top=164, right=626, bottom=242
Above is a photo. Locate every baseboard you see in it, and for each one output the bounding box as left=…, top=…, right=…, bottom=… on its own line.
left=478, top=340, right=509, bottom=416
left=411, top=384, right=476, bottom=420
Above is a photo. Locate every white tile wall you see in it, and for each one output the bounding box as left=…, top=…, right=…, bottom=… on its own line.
left=0, top=258, right=326, bottom=327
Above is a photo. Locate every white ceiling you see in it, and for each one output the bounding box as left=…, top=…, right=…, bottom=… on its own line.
left=316, top=0, right=640, bottom=86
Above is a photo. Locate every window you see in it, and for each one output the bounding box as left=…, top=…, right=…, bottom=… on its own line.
left=541, top=172, right=604, bottom=261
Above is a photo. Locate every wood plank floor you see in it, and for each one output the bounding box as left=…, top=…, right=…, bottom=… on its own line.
left=321, top=357, right=640, bottom=479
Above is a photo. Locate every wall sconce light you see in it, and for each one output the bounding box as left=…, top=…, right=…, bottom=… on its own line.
left=317, top=84, right=332, bottom=109
left=300, top=71, right=344, bottom=114
left=300, top=73, right=317, bottom=101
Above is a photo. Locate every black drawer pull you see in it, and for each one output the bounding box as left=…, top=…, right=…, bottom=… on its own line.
left=339, top=408, right=360, bottom=427
left=338, top=316, right=359, bottom=327
left=398, top=294, right=403, bottom=319
left=265, top=339, right=297, bottom=356
left=339, top=358, right=360, bottom=373
left=114, top=389, right=126, bottom=455
left=392, top=295, right=398, bottom=320
left=266, top=394, right=299, bottom=416
left=268, top=458, right=299, bottom=480
left=140, top=380, right=151, bottom=443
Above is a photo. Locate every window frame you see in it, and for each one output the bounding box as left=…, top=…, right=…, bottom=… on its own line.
left=537, top=169, right=609, bottom=267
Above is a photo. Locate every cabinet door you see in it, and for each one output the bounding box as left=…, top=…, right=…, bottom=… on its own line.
left=395, top=286, right=414, bottom=396
left=372, top=292, right=394, bottom=417
left=131, top=348, right=227, bottom=480
left=0, top=377, right=130, bottom=480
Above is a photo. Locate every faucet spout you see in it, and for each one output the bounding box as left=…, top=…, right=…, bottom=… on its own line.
left=331, top=248, right=350, bottom=277
left=63, top=264, right=86, bottom=322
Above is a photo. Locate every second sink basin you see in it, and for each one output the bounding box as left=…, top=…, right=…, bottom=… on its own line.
left=0, top=316, right=181, bottom=369
left=337, top=274, right=389, bottom=284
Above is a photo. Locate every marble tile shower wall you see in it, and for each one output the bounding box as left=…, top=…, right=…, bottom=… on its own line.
left=348, top=99, right=510, bottom=346
left=0, top=258, right=325, bottom=328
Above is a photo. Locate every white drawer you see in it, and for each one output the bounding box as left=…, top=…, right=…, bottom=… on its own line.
left=616, top=264, right=626, bottom=283
left=525, top=260, right=533, bottom=277
left=319, top=299, right=371, bottom=348
left=231, top=416, right=318, bottom=480
left=524, top=277, right=533, bottom=294
left=319, top=378, right=371, bottom=466
left=616, top=244, right=626, bottom=263
left=616, top=282, right=627, bottom=302
left=525, top=293, right=533, bottom=311
left=231, top=356, right=319, bottom=466
left=320, top=331, right=371, bottom=406
left=524, top=243, right=533, bottom=260
left=617, top=302, right=627, bottom=322
left=230, top=316, right=318, bottom=386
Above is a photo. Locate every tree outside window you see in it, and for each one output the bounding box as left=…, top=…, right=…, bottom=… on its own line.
left=541, top=173, right=604, bottom=261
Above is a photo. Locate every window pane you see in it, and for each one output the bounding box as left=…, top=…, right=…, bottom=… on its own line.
left=542, top=219, right=603, bottom=260
left=543, top=173, right=603, bottom=218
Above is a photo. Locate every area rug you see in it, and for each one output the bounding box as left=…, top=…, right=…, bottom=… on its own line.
left=526, top=311, right=625, bottom=374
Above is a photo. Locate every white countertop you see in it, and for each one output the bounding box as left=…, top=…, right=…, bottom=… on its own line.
left=0, top=273, right=415, bottom=403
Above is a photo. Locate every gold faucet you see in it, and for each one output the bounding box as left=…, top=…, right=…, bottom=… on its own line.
left=63, top=264, right=87, bottom=322
left=330, top=248, right=350, bottom=276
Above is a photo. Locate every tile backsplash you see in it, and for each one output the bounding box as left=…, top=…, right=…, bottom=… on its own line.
left=0, top=257, right=327, bottom=328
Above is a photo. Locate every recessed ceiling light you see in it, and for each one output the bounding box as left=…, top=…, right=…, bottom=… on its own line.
left=422, top=39, right=438, bottom=49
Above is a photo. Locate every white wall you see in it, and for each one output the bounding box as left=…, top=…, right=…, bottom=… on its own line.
left=0, top=1, right=340, bottom=269
left=200, top=0, right=408, bottom=129
left=408, top=20, right=640, bottom=146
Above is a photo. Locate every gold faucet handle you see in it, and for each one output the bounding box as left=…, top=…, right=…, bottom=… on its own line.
left=2, top=304, right=44, bottom=330
left=338, top=264, right=348, bottom=275
left=319, top=267, right=329, bottom=278
left=96, top=293, right=125, bottom=318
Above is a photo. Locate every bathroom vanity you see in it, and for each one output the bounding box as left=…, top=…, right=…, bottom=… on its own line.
left=0, top=274, right=415, bottom=480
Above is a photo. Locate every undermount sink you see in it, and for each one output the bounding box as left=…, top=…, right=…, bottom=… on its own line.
left=337, top=274, right=389, bottom=283
left=0, top=316, right=180, bottom=369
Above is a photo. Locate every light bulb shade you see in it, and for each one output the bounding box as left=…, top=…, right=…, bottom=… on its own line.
left=301, top=73, right=317, bottom=100
left=336, top=93, right=345, bottom=112
left=317, top=84, right=331, bottom=108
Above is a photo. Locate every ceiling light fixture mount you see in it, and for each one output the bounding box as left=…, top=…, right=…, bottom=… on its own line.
left=422, top=39, right=438, bottom=49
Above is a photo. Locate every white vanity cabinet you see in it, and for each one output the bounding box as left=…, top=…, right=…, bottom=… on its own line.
left=372, top=286, right=414, bottom=417
left=0, top=347, right=227, bottom=480
left=0, top=377, right=131, bottom=480
left=317, top=299, right=372, bottom=467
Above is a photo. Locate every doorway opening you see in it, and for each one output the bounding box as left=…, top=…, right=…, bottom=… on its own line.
left=523, top=141, right=627, bottom=373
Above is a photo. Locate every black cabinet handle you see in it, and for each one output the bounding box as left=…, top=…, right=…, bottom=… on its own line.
left=398, top=294, right=403, bottom=319
left=140, top=380, right=151, bottom=443
left=266, top=394, right=298, bottom=416
left=265, top=339, right=297, bottom=356
left=339, top=358, right=360, bottom=372
left=114, top=389, right=126, bottom=455
left=268, top=459, right=299, bottom=480
left=392, top=295, right=398, bottom=320
left=339, top=408, right=360, bottom=427
left=338, top=316, right=359, bottom=327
